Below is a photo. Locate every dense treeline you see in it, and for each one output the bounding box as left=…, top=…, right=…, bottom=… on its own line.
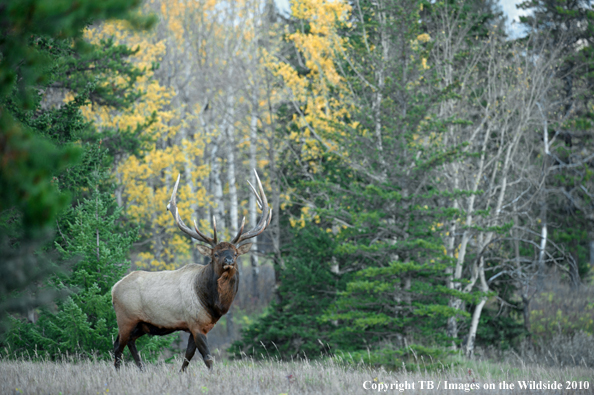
left=1, top=0, right=593, bottom=367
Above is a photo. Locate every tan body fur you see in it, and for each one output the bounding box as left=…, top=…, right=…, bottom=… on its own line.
left=112, top=264, right=213, bottom=336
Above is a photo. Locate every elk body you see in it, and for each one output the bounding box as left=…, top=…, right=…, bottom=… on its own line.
left=111, top=170, right=271, bottom=371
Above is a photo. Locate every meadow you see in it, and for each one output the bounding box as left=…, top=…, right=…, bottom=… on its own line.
left=1, top=355, right=592, bottom=395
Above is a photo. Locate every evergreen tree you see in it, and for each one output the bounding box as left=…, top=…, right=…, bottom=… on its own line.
left=0, top=0, right=174, bottom=361
left=4, top=184, right=171, bottom=360
left=230, top=226, right=344, bottom=359
left=232, top=0, right=489, bottom=366
left=0, top=0, right=154, bottom=326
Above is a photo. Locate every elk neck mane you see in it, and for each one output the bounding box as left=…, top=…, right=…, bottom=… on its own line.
left=194, top=260, right=239, bottom=321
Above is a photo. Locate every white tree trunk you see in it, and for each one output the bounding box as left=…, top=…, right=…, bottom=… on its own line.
left=210, top=137, right=226, bottom=234
left=249, top=90, right=260, bottom=300
left=222, top=93, right=238, bottom=340
left=465, top=254, right=489, bottom=357
left=226, top=94, right=238, bottom=239
left=445, top=163, right=460, bottom=348
left=372, top=5, right=388, bottom=181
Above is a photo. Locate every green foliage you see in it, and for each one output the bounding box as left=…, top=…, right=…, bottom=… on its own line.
left=0, top=0, right=154, bottom=108
left=473, top=308, right=526, bottom=350
left=0, top=112, right=81, bottom=233
left=319, top=183, right=466, bottom=352
left=0, top=0, right=154, bottom=322
left=3, top=187, right=173, bottom=361
left=230, top=226, right=345, bottom=359
left=529, top=287, right=594, bottom=340
left=0, top=0, right=169, bottom=361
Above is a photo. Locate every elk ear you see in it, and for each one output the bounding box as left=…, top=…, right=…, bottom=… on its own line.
left=236, top=243, right=253, bottom=256
left=196, top=245, right=213, bottom=257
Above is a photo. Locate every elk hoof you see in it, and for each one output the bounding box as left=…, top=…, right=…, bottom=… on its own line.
left=204, top=356, right=214, bottom=369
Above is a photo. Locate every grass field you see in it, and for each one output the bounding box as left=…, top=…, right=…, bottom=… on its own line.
left=1, top=356, right=592, bottom=395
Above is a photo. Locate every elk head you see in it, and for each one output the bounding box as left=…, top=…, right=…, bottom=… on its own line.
left=166, top=169, right=272, bottom=272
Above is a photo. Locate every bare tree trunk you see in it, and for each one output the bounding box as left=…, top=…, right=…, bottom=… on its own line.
left=538, top=109, right=549, bottom=291
left=522, top=293, right=531, bottom=335
left=370, top=2, right=388, bottom=181
left=210, top=139, right=226, bottom=233
left=445, top=164, right=460, bottom=349
left=372, top=20, right=387, bottom=180
left=448, top=123, right=492, bottom=349
left=224, top=94, right=239, bottom=340
left=249, top=90, right=260, bottom=301
left=537, top=200, right=548, bottom=290
left=269, top=145, right=283, bottom=302
left=513, top=202, right=531, bottom=334
left=226, top=95, right=238, bottom=239
left=115, top=170, right=124, bottom=208
left=465, top=254, right=488, bottom=357
left=263, top=71, right=284, bottom=303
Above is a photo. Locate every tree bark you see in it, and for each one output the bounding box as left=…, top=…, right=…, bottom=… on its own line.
left=225, top=94, right=239, bottom=340
left=226, top=94, right=238, bottom=240
left=210, top=137, right=226, bottom=234
left=465, top=255, right=488, bottom=358
left=249, top=90, right=260, bottom=301
left=372, top=6, right=388, bottom=181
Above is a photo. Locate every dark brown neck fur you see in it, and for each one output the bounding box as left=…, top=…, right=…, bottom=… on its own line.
left=194, top=260, right=239, bottom=321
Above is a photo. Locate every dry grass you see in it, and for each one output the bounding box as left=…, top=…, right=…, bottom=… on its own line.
left=1, top=356, right=592, bottom=395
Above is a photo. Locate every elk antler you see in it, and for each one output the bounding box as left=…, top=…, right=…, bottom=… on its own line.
left=167, top=174, right=217, bottom=246
left=231, top=169, right=272, bottom=245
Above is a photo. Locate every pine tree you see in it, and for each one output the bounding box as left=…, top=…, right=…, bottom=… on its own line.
left=0, top=0, right=155, bottom=326
left=5, top=183, right=172, bottom=360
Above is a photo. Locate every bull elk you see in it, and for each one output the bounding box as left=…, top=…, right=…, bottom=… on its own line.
left=111, top=170, right=271, bottom=371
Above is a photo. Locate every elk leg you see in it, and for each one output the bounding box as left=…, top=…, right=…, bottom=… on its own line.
left=193, top=333, right=213, bottom=369
left=113, top=334, right=128, bottom=370
left=128, top=339, right=144, bottom=370
left=180, top=335, right=196, bottom=372
left=114, top=320, right=138, bottom=370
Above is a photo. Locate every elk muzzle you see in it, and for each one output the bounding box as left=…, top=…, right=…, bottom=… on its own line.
left=223, top=257, right=234, bottom=270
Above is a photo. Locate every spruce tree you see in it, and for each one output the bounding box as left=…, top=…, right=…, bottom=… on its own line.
left=0, top=0, right=173, bottom=360
left=4, top=184, right=171, bottom=360
left=0, top=0, right=154, bottom=326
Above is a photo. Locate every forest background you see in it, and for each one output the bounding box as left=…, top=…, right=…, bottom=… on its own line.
left=1, top=0, right=594, bottom=370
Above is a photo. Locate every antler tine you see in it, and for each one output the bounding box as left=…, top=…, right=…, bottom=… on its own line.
left=193, top=219, right=216, bottom=245
left=168, top=174, right=216, bottom=246
left=234, top=169, right=272, bottom=245
left=266, top=208, right=272, bottom=227
left=246, top=180, right=263, bottom=210
left=230, top=216, right=246, bottom=244
left=212, top=215, right=218, bottom=245
left=167, top=174, right=181, bottom=212
left=254, top=169, right=269, bottom=221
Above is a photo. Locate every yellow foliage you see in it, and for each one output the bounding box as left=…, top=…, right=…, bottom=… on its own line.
left=416, top=33, right=431, bottom=43
left=421, top=57, right=429, bottom=70
left=266, top=0, right=353, bottom=169
left=82, top=17, right=211, bottom=271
